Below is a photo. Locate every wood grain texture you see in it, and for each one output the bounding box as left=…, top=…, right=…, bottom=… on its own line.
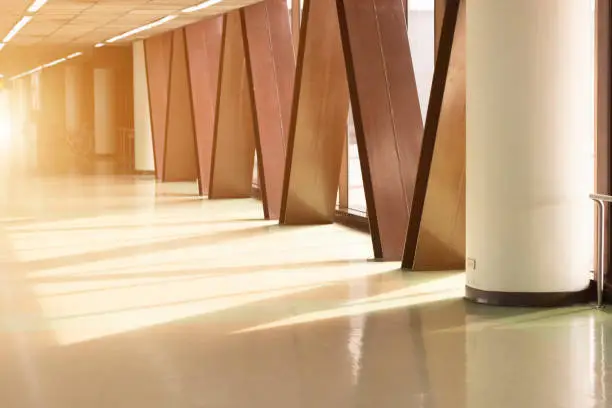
left=337, top=0, right=423, bottom=261
left=403, top=0, right=465, bottom=270
left=596, top=0, right=611, bottom=275
left=435, top=0, right=446, bottom=57
left=144, top=32, right=173, bottom=179
left=209, top=11, right=257, bottom=199
left=163, top=29, right=199, bottom=182
left=280, top=0, right=349, bottom=225
left=242, top=0, right=295, bottom=219
left=185, top=17, right=223, bottom=195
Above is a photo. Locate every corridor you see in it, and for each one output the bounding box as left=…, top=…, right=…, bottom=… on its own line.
left=0, top=174, right=608, bottom=407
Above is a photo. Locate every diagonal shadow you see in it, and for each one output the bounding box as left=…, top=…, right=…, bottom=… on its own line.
left=16, top=224, right=284, bottom=273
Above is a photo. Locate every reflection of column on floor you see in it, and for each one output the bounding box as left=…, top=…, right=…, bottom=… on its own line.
left=466, top=310, right=595, bottom=408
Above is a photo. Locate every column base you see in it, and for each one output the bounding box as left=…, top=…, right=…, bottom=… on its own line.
left=465, top=283, right=595, bottom=307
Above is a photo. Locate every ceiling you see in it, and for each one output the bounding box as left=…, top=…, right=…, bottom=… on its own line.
left=0, top=0, right=262, bottom=75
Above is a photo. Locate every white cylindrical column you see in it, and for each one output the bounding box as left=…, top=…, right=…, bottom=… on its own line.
left=466, top=0, right=594, bottom=303
left=93, top=68, right=117, bottom=155
left=132, top=41, right=155, bottom=173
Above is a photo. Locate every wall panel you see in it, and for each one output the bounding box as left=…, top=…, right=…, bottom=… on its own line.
left=209, top=11, right=257, bottom=198
left=163, top=29, right=199, bottom=182
left=337, top=0, right=423, bottom=260
left=185, top=17, right=223, bottom=194
left=144, top=32, right=173, bottom=179
left=280, top=0, right=349, bottom=224
left=242, top=0, right=295, bottom=219
left=403, top=0, right=465, bottom=270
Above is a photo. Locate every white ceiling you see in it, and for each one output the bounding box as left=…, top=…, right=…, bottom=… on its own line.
left=0, top=0, right=262, bottom=47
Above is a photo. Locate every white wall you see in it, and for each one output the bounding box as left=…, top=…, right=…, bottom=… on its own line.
left=132, top=41, right=155, bottom=172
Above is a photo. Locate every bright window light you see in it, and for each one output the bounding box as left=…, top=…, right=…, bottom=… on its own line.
left=182, top=0, right=224, bottom=13
left=27, top=0, right=49, bottom=13
left=0, top=91, right=12, bottom=147
left=106, top=15, right=177, bottom=43
left=3, top=16, right=33, bottom=43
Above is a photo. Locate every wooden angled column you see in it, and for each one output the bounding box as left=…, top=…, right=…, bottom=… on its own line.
left=209, top=11, right=257, bottom=198
left=280, top=0, right=349, bottom=224
left=241, top=0, right=295, bottom=219
left=185, top=17, right=223, bottom=195
left=403, top=0, right=465, bottom=270
left=337, top=0, right=423, bottom=260
left=163, top=28, right=199, bottom=182
left=144, top=32, right=173, bottom=179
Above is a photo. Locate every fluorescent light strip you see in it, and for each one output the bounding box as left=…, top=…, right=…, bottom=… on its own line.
left=10, top=50, right=81, bottom=80
left=0, top=44, right=5, bottom=51
left=182, top=0, right=223, bottom=13
left=27, top=0, right=49, bottom=13
left=106, top=15, right=177, bottom=43
left=94, top=43, right=105, bottom=48
left=43, top=58, right=66, bottom=68
left=3, top=16, right=33, bottom=43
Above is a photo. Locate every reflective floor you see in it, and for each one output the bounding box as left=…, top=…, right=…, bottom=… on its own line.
left=0, top=174, right=610, bottom=407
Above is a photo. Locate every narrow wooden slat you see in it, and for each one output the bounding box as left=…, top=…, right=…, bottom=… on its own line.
left=337, top=0, right=423, bottom=260
left=435, top=0, right=446, bottom=57
left=403, top=0, right=465, bottom=270
left=144, top=32, right=173, bottom=179
left=596, top=0, right=611, bottom=275
left=280, top=0, right=349, bottom=224
left=185, top=17, right=223, bottom=195
left=209, top=11, right=257, bottom=199
left=242, top=0, right=295, bottom=219
left=163, top=29, right=199, bottom=182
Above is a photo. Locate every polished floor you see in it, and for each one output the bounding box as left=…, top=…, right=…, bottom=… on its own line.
left=0, top=174, right=610, bottom=408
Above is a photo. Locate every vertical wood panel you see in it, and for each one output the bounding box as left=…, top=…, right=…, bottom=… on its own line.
left=403, top=0, right=465, bottom=270
left=163, top=29, right=199, bottom=182
left=185, top=17, right=223, bottom=195
left=209, top=11, right=257, bottom=199
left=435, top=0, right=446, bottom=57
left=242, top=0, right=295, bottom=219
left=596, top=0, right=611, bottom=277
left=144, top=32, right=173, bottom=179
left=337, top=0, right=423, bottom=260
left=280, top=0, right=349, bottom=224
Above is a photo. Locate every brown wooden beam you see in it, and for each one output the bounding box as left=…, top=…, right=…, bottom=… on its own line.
left=337, top=0, right=423, bottom=260
left=209, top=11, right=257, bottom=199
left=280, top=0, right=349, bottom=224
left=241, top=0, right=295, bottom=219
left=144, top=32, right=173, bottom=179
left=163, top=29, right=199, bottom=182
left=403, top=0, right=465, bottom=270
left=596, top=0, right=611, bottom=277
left=435, top=0, right=446, bottom=57
left=185, top=17, right=223, bottom=195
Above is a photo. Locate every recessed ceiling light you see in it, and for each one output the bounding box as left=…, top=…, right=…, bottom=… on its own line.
left=3, top=16, right=33, bottom=43
left=27, top=0, right=49, bottom=13
left=94, top=43, right=105, bottom=48
left=106, top=15, right=177, bottom=43
left=182, top=0, right=224, bottom=13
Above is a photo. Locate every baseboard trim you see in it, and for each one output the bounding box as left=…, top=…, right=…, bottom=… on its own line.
left=465, top=282, right=596, bottom=307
